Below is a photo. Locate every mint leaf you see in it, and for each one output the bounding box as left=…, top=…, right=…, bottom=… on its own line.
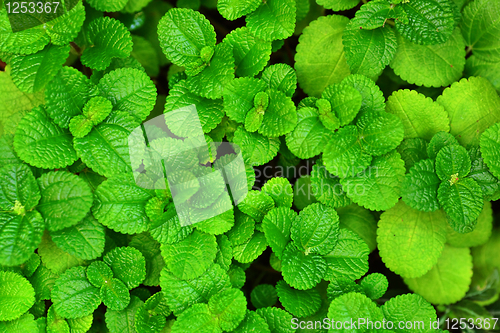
left=310, top=163, right=352, bottom=208
left=0, top=163, right=40, bottom=212
left=427, top=131, right=459, bottom=159
left=261, top=64, right=297, bottom=97
left=250, top=284, right=277, bottom=309
left=321, top=83, right=362, bottom=126
left=209, top=288, right=247, bottom=331
left=255, top=307, right=294, bottom=333
left=233, top=231, right=268, bottom=263
left=337, top=203, right=377, bottom=253
left=258, top=89, right=297, bottom=137
left=224, top=77, right=267, bottom=124
left=233, top=127, right=280, bottom=166
left=245, top=0, right=296, bottom=42
left=357, top=110, right=404, bottom=156
left=327, top=292, right=384, bottom=329
left=233, top=310, right=271, bottom=333
left=401, top=159, right=441, bottom=212
left=261, top=207, right=295, bottom=260
left=435, top=144, right=471, bottom=181
left=262, top=177, right=293, bottom=209
left=341, top=74, right=386, bottom=115
left=468, top=147, right=500, bottom=200
left=217, top=0, right=261, bottom=20
left=86, top=261, right=113, bottom=288
left=360, top=273, right=388, bottom=300
left=276, top=280, right=321, bottom=317
left=101, top=278, right=130, bottom=311
left=14, top=106, right=77, bottom=169
left=281, top=242, right=326, bottom=290
left=316, top=0, right=359, bottom=11
left=105, top=296, right=144, bottom=333
left=285, top=107, right=329, bottom=159
left=480, top=122, right=500, bottom=178
left=103, top=247, right=146, bottom=290
left=0, top=271, right=35, bottom=321
left=86, top=0, right=128, bottom=12
left=382, top=293, right=437, bottom=329
left=398, top=137, right=429, bottom=172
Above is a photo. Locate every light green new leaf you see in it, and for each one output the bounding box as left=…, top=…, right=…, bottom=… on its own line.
left=390, top=28, right=466, bottom=88
left=69, top=115, right=93, bottom=139
left=377, top=201, right=448, bottom=279
left=233, top=231, right=268, bottom=263
left=246, top=0, right=296, bottom=42
left=101, top=278, right=130, bottom=311
left=98, top=68, right=157, bottom=123
left=250, top=284, right=277, bottom=309
left=105, top=296, right=144, bottom=333
left=395, top=0, right=455, bottom=45
left=45, top=67, right=99, bottom=129
left=209, top=288, right=247, bottom=331
left=86, top=261, right=113, bottom=288
left=437, top=177, right=483, bottom=233
left=160, top=263, right=231, bottom=315
left=276, top=280, right=321, bottom=318
left=285, top=107, right=329, bottom=159
left=321, top=83, right=362, bottom=126
left=386, top=89, right=450, bottom=141
left=261, top=64, right=297, bottom=97
left=465, top=55, right=500, bottom=93
left=316, top=0, right=359, bottom=11
left=481, top=122, right=500, bottom=180
left=158, top=8, right=216, bottom=67
left=258, top=90, right=297, bottom=137
left=262, top=207, right=295, bottom=259
left=82, top=96, right=113, bottom=126
left=341, top=150, right=405, bottom=211
left=323, top=229, right=369, bottom=281
left=233, top=310, right=271, bottom=333
left=401, top=159, right=441, bottom=212
left=435, top=144, right=471, bottom=181
left=310, top=163, right=352, bottom=208
left=461, top=0, right=500, bottom=62
left=281, top=242, right=326, bottom=290
left=360, top=273, right=388, bottom=300
left=262, top=177, right=293, bottom=208
left=50, top=214, right=105, bottom=261
left=11, top=44, right=69, bottom=93
left=255, top=307, right=294, bottom=333
left=134, top=302, right=166, bottom=333
left=103, top=246, right=146, bottom=290
left=73, top=112, right=138, bottom=178
left=327, top=292, right=384, bottom=329
left=37, top=171, right=93, bottom=232
left=224, top=27, right=272, bottom=77
left=295, top=15, right=350, bottom=97
left=341, top=74, right=386, bottom=115
left=291, top=202, right=339, bottom=255
left=357, top=110, right=404, bottom=156
left=437, top=76, right=500, bottom=147
left=323, top=125, right=371, bottom=177
left=51, top=266, right=101, bottom=319
left=161, top=230, right=217, bottom=280
left=14, top=107, right=77, bottom=169
left=238, top=190, right=275, bottom=222
left=343, top=23, right=397, bottom=79
left=0, top=271, right=35, bottom=321
left=93, top=173, right=154, bottom=235
left=382, top=294, right=437, bottom=329
left=217, top=0, right=261, bottom=20
left=171, top=303, right=220, bottom=333
left=224, top=77, right=267, bottom=123
left=81, top=17, right=133, bottom=71
left=404, top=245, right=473, bottom=305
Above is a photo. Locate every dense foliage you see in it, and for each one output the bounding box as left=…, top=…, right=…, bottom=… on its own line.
left=1, top=0, right=500, bottom=332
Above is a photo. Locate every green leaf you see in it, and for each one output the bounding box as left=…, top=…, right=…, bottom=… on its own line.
left=81, top=17, right=133, bottom=71
left=103, top=247, right=146, bottom=290
left=93, top=173, right=153, bottom=235
left=14, top=106, right=77, bottom=169
left=480, top=122, right=500, bottom=180
left=276, top=280, right=321, bottom=317
left=446, top=200, right=493, bottom=248
left=86, top=0, right=128, bottom=11
left=11, top=44, right=68, bottom=93
left=348, top=0, right=408, bottom=30
left=262, top=207, right=296, bottom=259
left=158, top=8, right=216, bottom=67
left=360, top=273, right=388, bottom=300
left=401, top=159, right=441, bottom=212
left=226, top=210, right=255, bottom=246
left=101, top=278, right=130, bottom=311
left=257, top=90, right=297, bottom=137
left=131, top=35, right=160, bottom=77
left=66, top=313, right=93, bottom=333
left=397, top=137, right=429, bottom=172
left=161, top=230, right=217, bottom=280
left=238, top=190, right=275, bottom=222
left=390, top=28, right=466, bottom=88
left=129, top=233, right=165, bottom=287
left=437, top=177, right=484, bottom=233
left=323, top=229, right=369, bottom=281
left=224, top=77, right=267, bottom=123
left=255, top=307, right=294, bottom=333
left=38, top=232, right=86, bottom=275
left=427, top=131, right=459, bottom=159
left=291, top=202, right=339, bottom=255
left=171, top=303, right=220, bottom=333
left=321, top=83, right=362, bottom=126
left=281, top=242, right=326, bottom=290
left=245, top=0, right=296, bottom=42
left=285, top=107, right=329, bottom=159
left=337, top=204, right=377, bottom=253
left=0, top=135, right=22, bottom=167
left=461, top=0, right=500, bottom=62
left=37, top=171, right=93, bottom=232
left=468, top=146, right=500, bottom=200
left=134, top=303, right=166, bottom=333
left=262, top=177, right=293, bottom=209
left=465, top=55, right=500, bottom=93
left=51, top=266, right=101, bottom=319
left=435, top=144, right=471, bottom=181
left=209, top=288, right=247, bottom=331
left=343, top=24, right=397, bottom=79
left=250, top=284, right=277, bottom=309
left=50, top=214, right=105, bottom=261
left=316, top=0, right=359, bottom=11
left=377, top=201, right=448, bottom=279
left=217, top=0, right=261, bottom=20
left=295, top=15, right=350, bottom=98
left=323, top=125, right=372, bottom=177
left=357, top=110, right=404, bottom=156
left=165, top=81, right=224, bottom=134
left=149, top=203, right=193, bottom=245
left=160, top=263, right=231, bottom=315
left=341, top=74, right=386, bottom=115
left=382, top=293, right=437, bottom=330
left=28, top=264, right=59, bottom=301
left=261, top=64, right=297, bottom=97
left=105, top=295, right=144, bottom=333
left=341, top=150, right=405, bottom=211
left=82, top=96, right=113, bottom=126
left=86, top=261, right=113, bottom=288
left=327, top=276, right=363, bottom=301
left=385, top=89, right=450, bottom=141
left=69, top=115, right=93, bottom=139
left=438, top=77, right=500, bottom=147
left=45, top=67, right=99, bottom=129
left=310, top=163, right=352, bottom=208
left=214, top=235, right=232, bottom=271
left=0, top=271, right=35, bottom=321
left=73, top=112, right=138, bottom=178
left=233, top=231, right=268, bottom=263
left=98, top=68, right=157, bottom=123
left=395, top=0, right=455, bottom=45
left=404, top=245, right=473, bottom=305
left=327, top=292, right=384, bottom=330
left=0, top=163, right=40, bottom=212
left=233, top=310, right=271, bottom=333
left=224, top=27, right=272, bottom=77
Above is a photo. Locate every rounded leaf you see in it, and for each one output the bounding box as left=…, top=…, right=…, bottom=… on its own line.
left=261, top=207, right=296, bottom=259
left=101, top=278, right=130, bottom=311
left=276, top=280, right=321, bottom=317
left=0, top=271, right=35, bottom=321
left=86, top=261, right=114, bottom=288
left=103, top=247, right=146, bottom=290
left=209, top=288, right=247, bottom=331
left=250, top=284, right=277, bottom=309
left=357, top=110, right=404, bottom=156
left=245, top=0, right=296, bottom=42
left=327, top=292, right=384, bottom=329
left=281, top=242, right=326, bottom=290
left=401, top=159, right=441, bottom=212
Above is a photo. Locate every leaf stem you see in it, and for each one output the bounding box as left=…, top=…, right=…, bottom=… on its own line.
left=70, top=42, right=82, bottom=56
